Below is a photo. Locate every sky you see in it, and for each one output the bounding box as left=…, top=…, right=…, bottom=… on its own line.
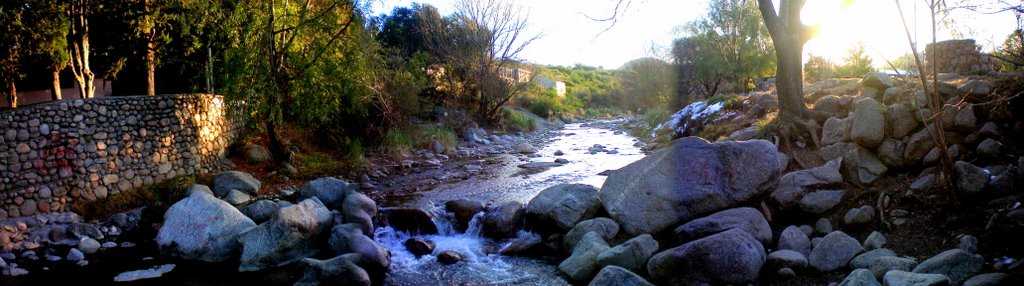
left=370, top=0, right=1020, bottom=70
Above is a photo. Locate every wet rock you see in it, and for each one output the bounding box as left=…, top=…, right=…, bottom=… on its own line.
left=2, top=266, right=28, bottom=276
left=809, top=231, right=864, bottom=272
left=559, top=232, right=611, bottom=281
left=481, top=201, right=525, bottom=239
left=445, top=199, right=483, bottom=233
left=778, top=225, right=812, bottom=257
left=514, top=143, right=539, bottom=154
left=295, top=253, right=371, bottom=286
left=648, top=229, right=765, bottom=285
left=69, top=222, right=104, bottom=240
left=564, top=218, right=619, bottom=251
left=772, top=157, right=843, bottom=209
left=404, top=238, right=435, bottom=257
left=884, top=270, right=950, bottom=286
left=526, top=184, right=601, bottom=231
left=851, top=97, right=886, bottom=147
left=864, top=231, right=887, bottom=250
left=871, top=256, right=918, bottom=280
left=340, top=190, right=377, bottom=236
left=674, top=207, right=772, bottom=245
left=554, top=158, right=570, bottom=164
left=800, top=190, right=846, bottom=214
left=66, top=248, right=85, bottom=261
left=241, top=200, right=291, bottom=224
left=157, top=188, right=256, bottom=262
left=238, top=198, right=333, bottom=271
left=243, top=144, right=272, bottom=163
left=588, top=265, right=655, bottom=286
left=976, top=139, right=1002, bottom=158
left=76, top=238, right=100, bottom=255
left=212, top=171, right=261, bottom=197
left=963, top=273, right=1012, bottom=286
left=437, top=251, right=462, bottom=264
left=113, top=264, right=176, bottom=282
left=913, top=249, right=984, bottom=285
left=595, top=234, right=659, bottom=273
left=955, top=161, right=988, bottom=194
left=553, top=150, right=565, bottom=156
left=518, top=162, right=562, bottom=169
left=327, top=223, right=391, bottom=276
left=600, top=137, right=782, bottom=235
left=844, top=205, right=876, bottom=225
left=381, top=208, right=437, bottom=235
left=840, top=268, right=881, bottom=286
left=498, top=232, right=544, bottom=256
left=767, top=249, right=808, bottom=269
left=298, top=177, right=356, bottom=210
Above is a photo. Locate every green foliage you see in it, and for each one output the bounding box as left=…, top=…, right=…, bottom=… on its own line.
left=642, top=107, right=672, bottom=128
left=679, top=0, right=775, bottom=95
left=997, top=29, right=1023, bottom=71
left=835, top=42, right=876, bottom=77
left=618, top=57, right=677, bottom=112
left=502, top=108, right=537, bottom=132
left=294, top=152, right=348, bottom=180
left=706, top=94, right=746, bottom=111
left=754, top=114, right=779, bottom=139
left=380, top=128, right=415, bottom=158
left=804, top=54, right=835, bottom=82
left=534, top=64, right=624, bottom=114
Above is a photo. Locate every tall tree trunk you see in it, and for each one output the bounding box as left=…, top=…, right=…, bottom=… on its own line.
left=146, top=46, right=156, bottom=96
left=265, top=0, right=289, bottom=163
left=51, top=68, right=62, bottom=101
left=69, top=0, right=95, bottom=99
left=775, top=38, right=807, bottom=121
left=7, top=81, right=16, bottom=109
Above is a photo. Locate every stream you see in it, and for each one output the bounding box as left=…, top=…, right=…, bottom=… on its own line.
left=375, top=120, right=647, bottom=285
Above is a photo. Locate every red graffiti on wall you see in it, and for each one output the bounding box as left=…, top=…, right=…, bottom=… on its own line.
left=35, top=131, right=74, bottom=178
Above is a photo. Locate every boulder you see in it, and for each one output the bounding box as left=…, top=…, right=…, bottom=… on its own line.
left=905, top=127, right=939, bottom=163
left=380, top=207, right=437, bottom=235
left=879, top=139, right=908, bottom=168
left=298, top=177, right=355, bottom=210
left=238, top=198, right=334, bottom=271
left=816, top=218, right=834, bottom=235
left=595, top=234, right=659, bottom=273
left=799, top=190, right=846, bottom=214
left=327, top=223, right=391, bottom=275
left=862, top=87, right=882, bottom=99
left=815, top=96, right=845, bottom=115
left=600, top=137, right=782, bottom=235
left=871, top=256, right=918, bottom=280
left=437, top=251, right=462, bottom=264
left=864, top=231, right=887, bottom=250
left=241, top=200, right=291, bottom=224
left=243, top=144, right=272, bottom=163
left=808, top=231, right=864, bottom=272
left=953, top=105, right=977, bottom=132
left=884, top=270, right=951, bottom=286
left=445, top=199, right=483, bottom=232
left=771, top=158, right=844, bottom=208
left=844, top=205, right=877, bottom=225
left=778, top=225, right=812, bottom=257
left=674, top=207, right=772, bottom=245
left=823, top=117, right=850, bottom=145
left=767, top=249, right=809, bottom=269
left=963, top=273, right=1013, bottom=286
left=842, top=145, right=888, bottom=185
left=558, top=232, right=611, bottom=281
left=340, top=190, right=377, bottom=236
left=481, top=201, right=525, bottom=239
left=862, top=73, right=894, bottom=90
left=498, top=232, right=545, bottom=256
left=648, top=229, right=765, bottom=285
left=976, top=139, right=1002, bottom=158
left=295, top=254, right=371, bottom=286
left=888, top=104, right=919, bottom=139
left=884, top=87, right=906, bottom=104
left=526, top=184, right=601, bottom=231
left=212, top=171, right=261, bottom=197
left=223, top=189, right=253, bottom=206
left=157, top=188, right=256, bottom=262
left=955, top=161, right=988, bottom=194
left=564, top=218, right=619, bottom=251
left=851, top=97, right=886, bottom=147
left=840, top=268, right=882, bottom=286
left=912, top=249, right=984, bottom=286
left=78, top=237, right=101, bottom=254
left=851, top=248, right=898, bottom=269
left=588, top=265, right=655, bottom=286
left=514, top=143, right=539, bottom=154
left=958, top=80, right=991, bottom=99
left=404, top=238, right=435, bottom=257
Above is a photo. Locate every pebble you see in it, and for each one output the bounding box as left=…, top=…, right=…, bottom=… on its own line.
left=102, top=242, right=118, bottom=248
left=67, top=248, right=85, bottom=261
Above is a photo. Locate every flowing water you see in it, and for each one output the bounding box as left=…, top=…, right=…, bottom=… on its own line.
left=376, top=120, right=647, bottom=285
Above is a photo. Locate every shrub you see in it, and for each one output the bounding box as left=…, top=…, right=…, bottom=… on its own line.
left=642, top=107, right=672, bottom=128
left=380, top=128, right=414, bottom=159
left=72, top=175, right=197, bottom=221
left=503, top=108, right=537, bottom=132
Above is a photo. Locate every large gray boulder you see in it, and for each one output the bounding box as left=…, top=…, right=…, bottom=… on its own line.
left=327, top=223, right=391, bottom=276
left=842, top=144, right=888, bottom=185
left=157, top=186, right=256, bottom=262
left=851, top=97, right=886, bottom=147
left=558, top=232, right=611, bottom=281
left=963, top=273, right=1013, bottom=286
left=595, top=234, right=659, bottom=273
left=340, top=190, right=377, bottom=236
left=809, top=231, right=864, bottom=272
left=778, top=225, right=812, bottom=257
left=445, top=199, right=483, bottom=233
left=238, top=198, right=334, bottom=271
left=799, top=189, right=846, bottom=214
left=601, top=137, right=782, bottom=235
left=241, top=200, right=292, bottom=224
left=482, top=201, right=525, bottom=239
left=815, top=96, right=845, bottom=115
left=295, top=253, right=371, bottom=286
left=862, top=73, right=894, bottom=90
left=298, top=177, right=356, bottom=210
left=850, top=248, right=898, bottom=269
left=840, top=268, right=882, bottom=286
left=870, top=256, right=918, bottom=280
left=767, top=249, right=809, bottom=269
left=771, top=157, right=843, bottom=208
left=878, top=139, right=908, bottom=168
left=905, top=126, right=938, bottom=163
left=674, top=207, right=772, bottom=245
left=888, top=104, right=919, bottom=139
left=526, top=184, right=601, bottom=231
left=588, top=265, right=655, bottom=286
left=884, top=270, right=951, bottom=286
left=212, top=171, right=261, bottom=197
left=822, top=117, right=850, bottom=145
left=564, top=218, right=619, bottom=251
left=955, top=161, right=988, bottom=194
left=648, top=229, right=765, bottom=285
left=913, top=249, right=984, bottom=286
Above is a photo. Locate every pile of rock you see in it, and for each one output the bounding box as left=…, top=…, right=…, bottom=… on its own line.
left=156, top=174, right=389, bottom=285
left=0, top=210, right=139, bottom=277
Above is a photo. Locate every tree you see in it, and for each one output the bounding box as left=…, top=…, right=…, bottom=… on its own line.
left=685, top=0, right=775, bottom=93
left=124, top=0, right=217, bottom=96
left=995, top=25, right=1023, bottom=70
left=804, top=54, right=834, bottom=82
left=618, top=57, right=677, bottom=111
left=22, top=0, right=70, bottom=101
left=421, top=0, right=540, bottom=122
left=67, top=0, right=97, bottom=99
left=835, top=42, right=875, bottom=77
left=757, top=0, right=827, bottom=147
left=672, top=36, right=727, bottom=100
left=1, top=1, right=24, bottom=107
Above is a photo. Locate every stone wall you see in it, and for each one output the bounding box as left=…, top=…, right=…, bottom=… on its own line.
left=926, top=39, right=1000, bottom=74
left=0, top=94, right=241, bottom=218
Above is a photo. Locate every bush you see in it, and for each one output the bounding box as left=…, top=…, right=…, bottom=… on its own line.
left=72, top=175, right=197, bottom=220
left=642, top=107, right=672, bottom=127
left=380, top=128, right=414, bottom=159
left=411, top=125, right=457, bottom=151
left=503, top=108, right=537, bottom=132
